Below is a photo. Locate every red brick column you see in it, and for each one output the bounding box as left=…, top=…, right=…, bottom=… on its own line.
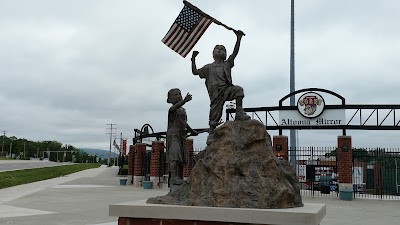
left=150, top=141, right=164, bottom=177
left=150, top=141, right=164, bottom=188
left=337, top=136, right=352, bottom=190
left=272, top=135, right=288, bottom=160
left=183, top=139, right=194, bottom=178
left=133, top=143, right=146, bottom=186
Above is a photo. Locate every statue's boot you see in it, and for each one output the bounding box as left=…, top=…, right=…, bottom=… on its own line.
left=235, top=109, right=251, bottom=121
left=169, top=177, right=184, bottom=192
left=170, top=177, right=184, bottom=185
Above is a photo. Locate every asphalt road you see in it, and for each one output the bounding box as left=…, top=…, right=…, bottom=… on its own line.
left=0, top=160, right=74, bottom=172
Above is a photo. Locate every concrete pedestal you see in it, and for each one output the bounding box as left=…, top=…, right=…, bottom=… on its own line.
left=109, top=200, right=326, bottom=225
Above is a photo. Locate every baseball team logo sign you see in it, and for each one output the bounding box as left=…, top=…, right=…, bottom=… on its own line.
left=297, top=92, right=325, bottom=118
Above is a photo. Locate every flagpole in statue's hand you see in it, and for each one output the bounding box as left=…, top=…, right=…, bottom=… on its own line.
left=183, top=0, right=245, bottom=36
left=212, top=18, right=246, bottom=36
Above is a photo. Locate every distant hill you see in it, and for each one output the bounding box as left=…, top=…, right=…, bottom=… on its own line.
left=78, top=148, right=119, bottom=159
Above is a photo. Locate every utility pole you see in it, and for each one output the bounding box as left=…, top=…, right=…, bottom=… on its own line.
left=120, top=132, right=123, bottom=165
left=289, top=0, right=297, bottom=168
left=106, top=123, right=117, bottom=166
left=1, top=131, right=7, bottom=156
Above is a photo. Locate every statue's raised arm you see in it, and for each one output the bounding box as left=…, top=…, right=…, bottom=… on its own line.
left=191, top=51, right=200, bottom=75
left=230, top=30, right=245, bottom=60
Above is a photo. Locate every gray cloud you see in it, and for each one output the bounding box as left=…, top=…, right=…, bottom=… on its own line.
left=1, top=0, right=399, bottom=151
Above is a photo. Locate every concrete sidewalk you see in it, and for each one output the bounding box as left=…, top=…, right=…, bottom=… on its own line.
left=0, top=165, right=399, bottom=225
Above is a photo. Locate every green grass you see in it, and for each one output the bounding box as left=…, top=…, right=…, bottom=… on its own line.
left=0, top=157, right=15, bottom=160
left=0, top=163, right=100, bottom=189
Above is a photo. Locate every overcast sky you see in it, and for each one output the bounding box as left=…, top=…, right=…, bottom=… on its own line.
left=1, top=0, right=400, bottom=152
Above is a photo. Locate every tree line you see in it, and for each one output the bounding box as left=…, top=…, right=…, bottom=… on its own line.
left=0, top=135, right=97, bottom=163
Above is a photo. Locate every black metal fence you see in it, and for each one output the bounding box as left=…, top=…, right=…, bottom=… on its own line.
left=134, top=145, right=400, bottom=199
left=289, top=147, right=339, bottom=197
left=352, top=148, right=400, bottom=199
left=141, top=150, right=152, bottom=182
left=289, top=146, right=400, bottom=199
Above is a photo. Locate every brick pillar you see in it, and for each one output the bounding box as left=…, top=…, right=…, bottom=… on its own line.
left=127, top=145, right=135, bottom=185
left=150, top=141, right=164, bottom=188
left=183, top=139, right=194, bottom=179
left=337, top=136, right=352, bottom=191
left=133, top=143, right=146, bottom=187
left=272, top=135, right=288, bottom=160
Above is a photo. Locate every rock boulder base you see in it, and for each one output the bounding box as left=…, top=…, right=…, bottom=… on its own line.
left=147, top=120, right=303, bottom=209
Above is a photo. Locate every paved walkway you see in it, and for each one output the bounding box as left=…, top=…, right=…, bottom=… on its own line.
left=0, top=165, right=399, bottom=225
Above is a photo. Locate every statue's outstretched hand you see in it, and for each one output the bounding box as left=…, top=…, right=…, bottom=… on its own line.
left=184, top=92, right=192, bottom=102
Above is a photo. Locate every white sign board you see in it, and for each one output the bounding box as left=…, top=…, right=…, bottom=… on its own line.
left=352, top=166, right=363, bottom=184
left=297, top=165, right=306, bottom=182
left=279, top=109, right=345, bottom=126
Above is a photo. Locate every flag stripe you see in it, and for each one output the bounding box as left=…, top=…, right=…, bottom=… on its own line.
left=180, top=22, right=211, bottom=57
left=170, top=31, right=185, bottom=49
left=170, top=29, right=187, bottom=51
left=162, top=24, right=179, bottom=44
left=182, top=21, right=211, bottom=57
left=162, top=24, right=180, bottom=46
left=172, top=29, right=190, bottom=52
left=164, top=25, right=184, bottom=48
left=179, top=18, right=212, bottom=57
left=176, top=17, right=209, bottom=55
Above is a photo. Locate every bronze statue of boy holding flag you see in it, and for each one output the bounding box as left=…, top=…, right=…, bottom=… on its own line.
left=162, top=1, right=251, bottom=144
left=191, top=29, right=250, bottom=144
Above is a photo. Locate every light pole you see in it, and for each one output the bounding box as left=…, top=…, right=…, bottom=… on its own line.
left=289, top=0, right=297, bottom=168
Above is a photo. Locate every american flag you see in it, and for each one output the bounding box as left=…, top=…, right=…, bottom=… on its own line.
left=162, top=4, right=212, bottom=58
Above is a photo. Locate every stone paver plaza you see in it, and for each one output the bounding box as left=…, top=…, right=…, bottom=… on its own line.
left=0, top=165, right=399, bottom=225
